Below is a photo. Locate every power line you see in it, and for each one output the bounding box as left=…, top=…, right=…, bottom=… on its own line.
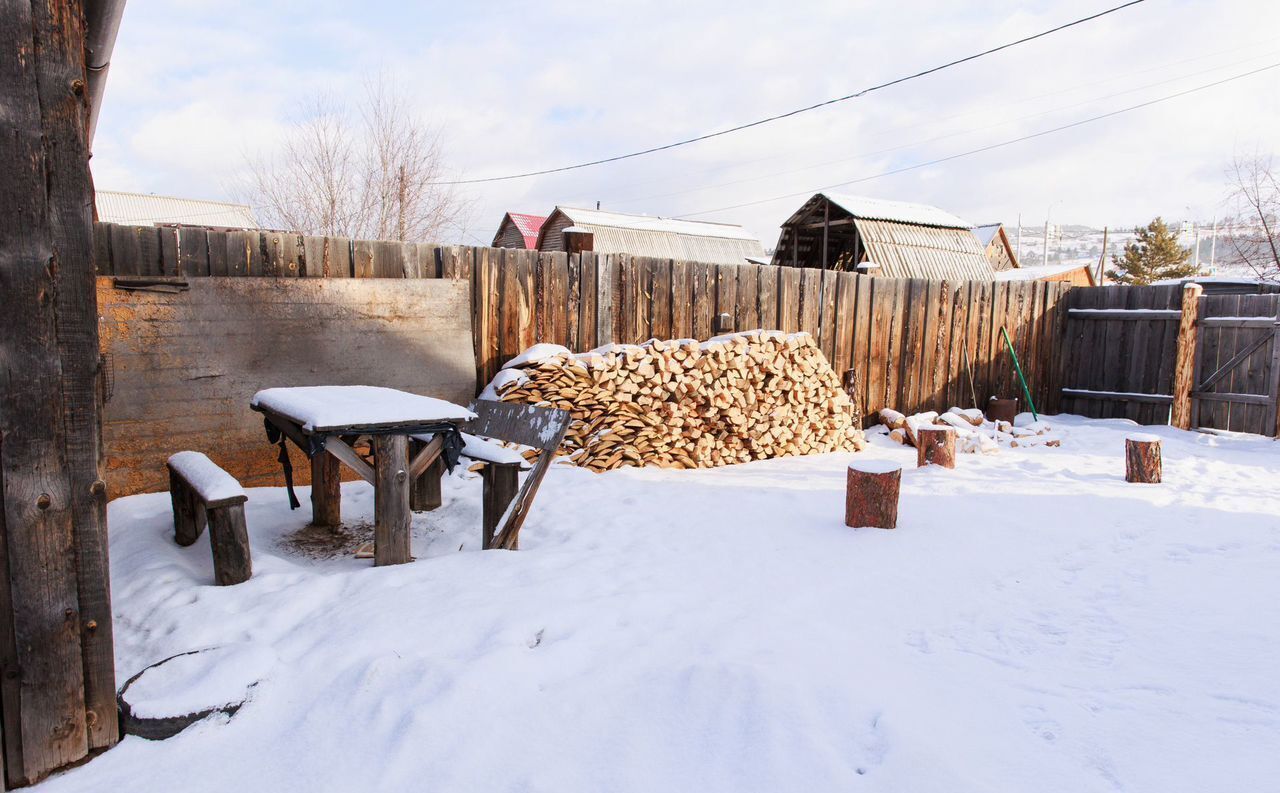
left=674, top=62, right=1280, bottom=219
left=435, top=0, right=1150, bottom=185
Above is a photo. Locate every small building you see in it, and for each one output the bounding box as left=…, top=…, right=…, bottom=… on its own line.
left=994, top=262, right=1097, bottom=287
left=973, top=223, right=1020, bottom=271
left=492, top=212, right=547, bottom=249
left=770, top=192, right=995, bottom=281
left=95, top=190, right=257, bottom=229
left=535, top=206, right=765, bottom=266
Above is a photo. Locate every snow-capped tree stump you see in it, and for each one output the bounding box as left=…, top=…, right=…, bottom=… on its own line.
left=986, top=397, right=1018, bottom=423
left=845, top=459, right=902, bottom=529
left=916, top=427, right=956, bottom=469
left=1125, top=434, right=1162, bottom=483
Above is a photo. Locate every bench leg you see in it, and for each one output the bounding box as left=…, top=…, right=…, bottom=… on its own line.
left=310, top=450, right=342, bottom=527
left=169, top=469, right=206, bottom=546
left=481, top=463, right=520, bottom=550
left=207, top=505, right=252, bottom=585
left=410, top=450, right=444, bottom=512
left=373, top=434, right=412, bottom=566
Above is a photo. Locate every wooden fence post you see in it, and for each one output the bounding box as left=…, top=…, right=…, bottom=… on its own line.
left=1170, top=282, right=1203, bottom=429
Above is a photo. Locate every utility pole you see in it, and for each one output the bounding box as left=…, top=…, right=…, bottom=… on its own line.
left=1096, top=226, right=1109, bottom=284
left=1016, top=213, right=1022, bottom=263
left=1043, top=218, right=1050, bottom=266
left=1193, top=226, right=1202, bottom=272
left=1209, top=216, right=1218, bottom=272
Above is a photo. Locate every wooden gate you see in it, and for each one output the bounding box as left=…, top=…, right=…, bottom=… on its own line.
left=1191, top=293, right=1280, bottom=435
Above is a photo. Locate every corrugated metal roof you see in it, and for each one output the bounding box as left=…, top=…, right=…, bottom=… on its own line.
left=537, top=206, right=765, bottom=265
left=995, top=262, right=1091, bottom=281
left=822, top=193, right=973, bottom=229
left=95, top=190, right=257, bottom=228
left=855, top=218, right=994, bottom=281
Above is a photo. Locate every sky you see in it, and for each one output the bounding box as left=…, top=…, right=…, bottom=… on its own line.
left=91, top=0, right=1280, bottom=249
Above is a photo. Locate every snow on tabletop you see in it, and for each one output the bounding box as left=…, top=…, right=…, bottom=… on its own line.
left=81, top=415, right=1280, bottom=793
left=250, top=386, right=473, bottom=431
left=847, top=457, right=902, bottom=474
left=167, top=451, right=245, bottom=503
left=125, top=644, right=276, bottom=719
left=503, top=343, right=571, bottom=369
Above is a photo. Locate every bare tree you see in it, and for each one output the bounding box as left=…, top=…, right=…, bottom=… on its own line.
left=1222, top=152, right=1280, bottom=282
left=242, top=77, right=471, bottom=242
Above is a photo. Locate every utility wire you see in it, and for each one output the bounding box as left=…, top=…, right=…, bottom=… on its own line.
left=673, top=62, right=1280, bottom=219
left=435, top=0, right=1149, bottom=185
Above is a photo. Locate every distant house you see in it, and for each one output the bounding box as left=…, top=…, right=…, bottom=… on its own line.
left=535, top=206, right=765, bottom=266
left=973, top=223, right=1020, bottom=271
left=770, top=193, right=995, bottom=281
left=492, top=212, right=547, bottom=249
left=95, top=190, right=257, bottom=229
left=995, top=262, right=1096, bottom=287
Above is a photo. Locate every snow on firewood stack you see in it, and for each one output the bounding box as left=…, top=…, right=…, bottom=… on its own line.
left=482, top=331, right=868, bottom=472
left=874, top=406, right=1064, bottom=453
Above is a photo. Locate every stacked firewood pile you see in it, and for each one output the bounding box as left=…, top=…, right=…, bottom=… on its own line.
left=875, top=407, right=1062, bottom=453
left=486, top=331, right=867, bottom=472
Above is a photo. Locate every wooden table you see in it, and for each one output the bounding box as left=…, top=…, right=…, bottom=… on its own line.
left=250, top=386, right=474, bottom=566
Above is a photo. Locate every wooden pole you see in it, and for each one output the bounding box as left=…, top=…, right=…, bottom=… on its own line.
left=372, top=434, right=412, bottom=566
left=0, top=0, right=120, bottom=782
left=1170, top=282, right=1203, bottom=429
left=845, top=460, right=901, bottom=529
left=309, top=451, right=342, bottom=527
left=916, top=427, right=956, bottom=469
left=1124, top=434, right=1162, bottom=483
left=481, top=463, right=520, bottom=550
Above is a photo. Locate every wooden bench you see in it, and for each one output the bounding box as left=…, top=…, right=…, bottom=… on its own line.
left=167, top=452, right=253, bottom=585
left=416, top=400, right=571, bottom=550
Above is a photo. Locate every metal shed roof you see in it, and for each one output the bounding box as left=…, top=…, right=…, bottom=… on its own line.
left=95, top=190, right=257, bottom=228
left=537, top=206, right=765, bottom=265
left=821, top=192, right=973, bottom=229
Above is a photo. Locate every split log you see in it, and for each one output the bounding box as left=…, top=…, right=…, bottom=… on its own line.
left=207, top=505, right=252, bottom=586
left=916, top=427, right=956, bottom=469
left=1125, top=434, right=1162, bottom=484
left=845, top=459, right=902, bottom=529
left=309, top=451, right=341, bottom=527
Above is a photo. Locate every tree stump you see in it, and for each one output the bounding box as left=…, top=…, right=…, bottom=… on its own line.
left=1125, top=434, right=1162, bottom=483
left=986, top=397, right=1018, bottom=423
left=916, top=427, right=956, bottom=469
left=845, top=459, right=902, bottom=529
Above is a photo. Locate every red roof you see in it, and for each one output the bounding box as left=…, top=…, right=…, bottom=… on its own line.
left=505, top=212, right=546, bottom=248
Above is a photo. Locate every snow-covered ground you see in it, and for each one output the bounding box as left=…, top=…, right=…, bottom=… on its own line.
left=39, top=416, right=1280, bottom=792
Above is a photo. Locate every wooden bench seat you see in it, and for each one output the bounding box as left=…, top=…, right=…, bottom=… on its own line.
left=167, top=451, right=253, bottom=585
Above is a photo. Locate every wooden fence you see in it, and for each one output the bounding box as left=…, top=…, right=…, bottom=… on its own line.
left=93, top=222, right=1074, bottom=424
left=1059, top=284, right=1280, bottom=435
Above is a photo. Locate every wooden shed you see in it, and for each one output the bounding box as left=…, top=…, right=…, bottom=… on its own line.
left=995, top=262, right=1096, bottom=287
left=535, top=206, right=765, bottom=266
left=492, top=212, right=547, bottom=249
left=770, top=193, right=995, bottom=281
left=973, top=223, right=1020, bottom=271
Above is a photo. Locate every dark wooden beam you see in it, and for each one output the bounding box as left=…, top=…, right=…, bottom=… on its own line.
left=0, top=0, right=119, bottom=784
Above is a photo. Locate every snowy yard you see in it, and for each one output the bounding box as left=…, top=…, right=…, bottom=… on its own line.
left=39, top=416, right=1280, bottom=793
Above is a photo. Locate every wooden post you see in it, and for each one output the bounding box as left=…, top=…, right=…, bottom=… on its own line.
left=309, top=452, right=342, bottom=527
left=409, top=443, right=443, bottom=512
left=1124, top=434, right=1162, bottom=483
left=845, top=460, right=902, bottom=529
left=372, top=434, right=412, bottom=565
left=481, top=463, right=520, bottom=549
left=916, top=427, right=956, bottom=469
left=168, top=470, right=206, bottom=546
left=0, top=0, right=120, bottom=781
left=1170, top=282, right=1203, bottom=429
left=207, top=506, right=252, bottom=586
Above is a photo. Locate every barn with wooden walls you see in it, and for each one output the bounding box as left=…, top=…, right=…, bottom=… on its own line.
left=491, top=212, right=546, bottom=249
left=770, top=193, right=995, bottom=281
left=535, top=206, right=766, bottom=266
left=973, top=222, right=1020, bottom=271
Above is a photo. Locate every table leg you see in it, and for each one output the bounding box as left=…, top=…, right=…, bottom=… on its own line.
left=310, top=450, right=342, bottom=527
left=373, top=434, right=412, bottom=565
left=410, top=442, right=444, bottom=512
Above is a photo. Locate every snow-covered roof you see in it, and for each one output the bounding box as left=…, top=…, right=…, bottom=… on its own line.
left=554, top=206, right=760, bottom=241
left=994, top=262, right=1091, bottom=281
left=95, top=190, right=257, bottom=228
left=822, top=193, right=973, bottom=229
left=972, top=223, right=1002, bottom=247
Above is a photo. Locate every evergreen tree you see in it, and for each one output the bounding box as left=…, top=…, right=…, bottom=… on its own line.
left=1106, top=217, right=1197, bottom=285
